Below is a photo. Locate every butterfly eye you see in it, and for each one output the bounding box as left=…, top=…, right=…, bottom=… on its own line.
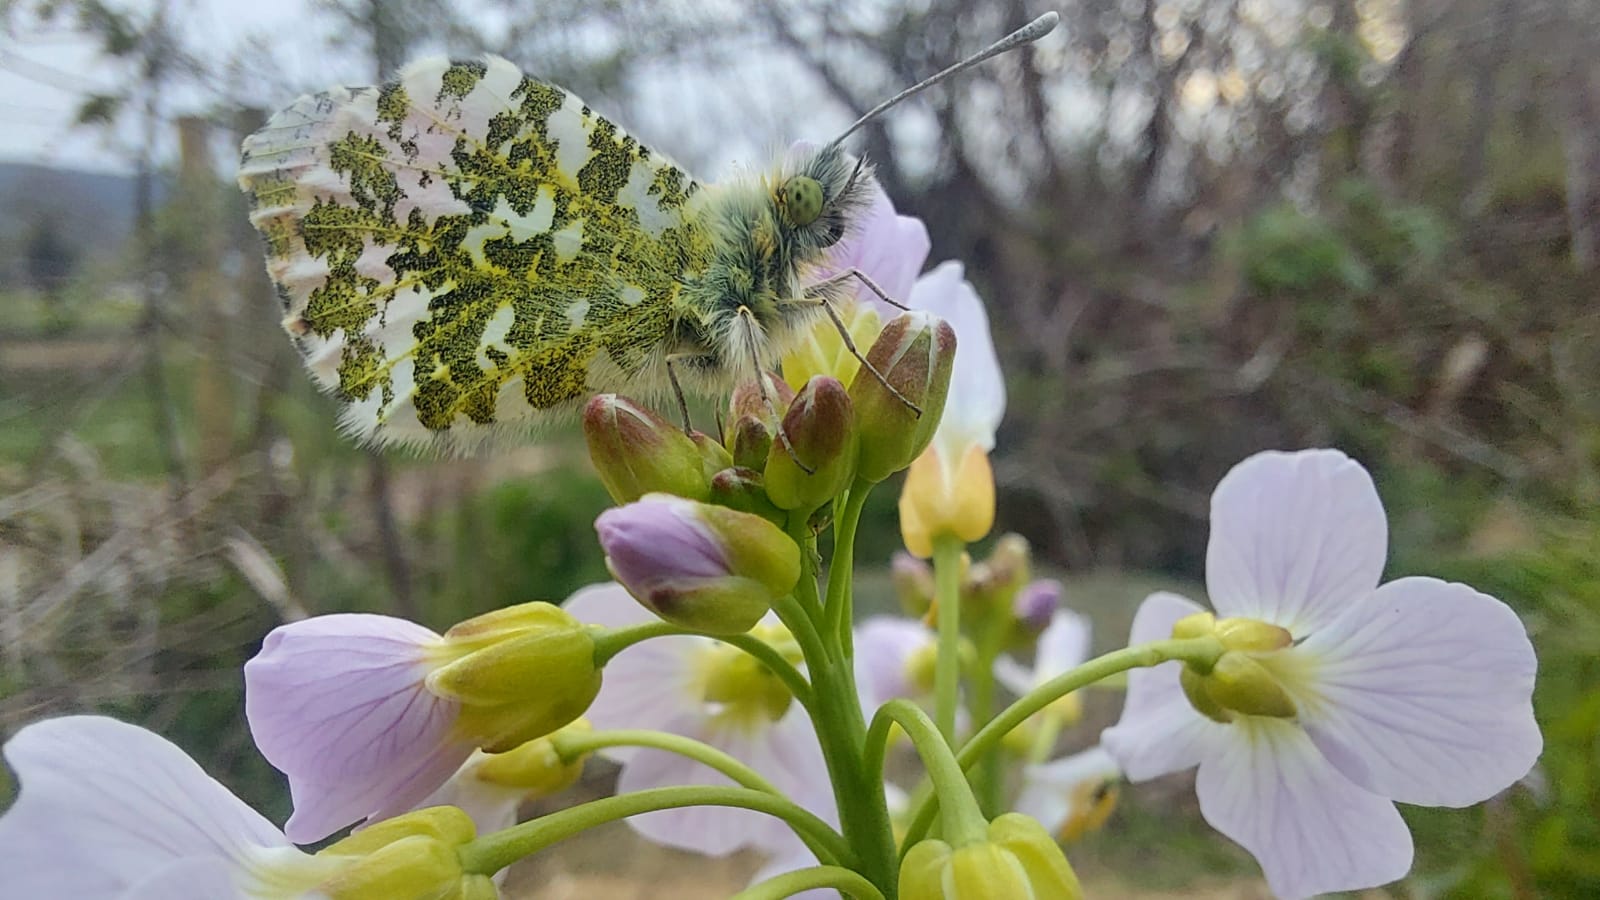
left=819, top=220, right=847, bottom=247
left=781, top=176, right=824, bottom=227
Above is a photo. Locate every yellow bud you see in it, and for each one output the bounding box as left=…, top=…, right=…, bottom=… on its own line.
left=899, top=445, right=995, bottom=558
left=315, top=807, right=491, bottom=900
left=428, top=602, right=601, bottom=752
left=473, top=719, right=592, bottom=798
left=1171, top=611, right=1218, bottom=642
left=1214, top=617, right=1294, bottom=652
left=899, top=814, right=1083, bottom=900
left=1203, top=652, right=1299, bottom=719
left=1180, top=665, right=1234, bottom=723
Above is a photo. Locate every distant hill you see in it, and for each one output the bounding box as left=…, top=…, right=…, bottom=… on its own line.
left=0, top=162, right=172, bottom=284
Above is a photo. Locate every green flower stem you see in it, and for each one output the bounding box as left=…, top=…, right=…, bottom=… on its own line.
left=1027, top=709, right=1065, bottom=765
left=591, top=622, right=814, bottom=711
left=968, top=611, right=1008, bottom=815
left=783, top=517, right=898, bottom=895
left=823, top=479, right=873, bottom=650
left=900, top=636, right=1226, bottom=853
left=457, top=786, right=851, bottom=879
left=549, top=728, right=840, bottom=867
left=932, top=534, right=965, bottom=742
left=551, top=728, right=785, bottom=795
left=869, top=699, right=987, bottom=847
left=734, top=865, right=887, bottom=900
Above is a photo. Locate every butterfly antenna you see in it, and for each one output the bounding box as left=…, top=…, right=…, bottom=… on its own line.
left=824, top=12, right=1058, bottom=151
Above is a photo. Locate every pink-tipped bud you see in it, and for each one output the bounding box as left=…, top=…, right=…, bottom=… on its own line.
left=850, top=312, right=956, bottom=483
left=725, top=375, right=795, bottom=470
left=583, top=395, right=710, bottom=504
left=709, top=467, right=785, bottom=524
left=595, top=494, right=800, bottom=635
left=1012, top=579, right=1063, bottom=633
left=763, top=376, right=858, bottom=512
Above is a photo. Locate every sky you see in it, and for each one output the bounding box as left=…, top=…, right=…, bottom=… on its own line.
left=0, top=0, right=855, bottom=179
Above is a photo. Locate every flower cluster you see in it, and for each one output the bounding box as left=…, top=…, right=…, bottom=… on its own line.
left=0, top=183, right=1541, bottom=900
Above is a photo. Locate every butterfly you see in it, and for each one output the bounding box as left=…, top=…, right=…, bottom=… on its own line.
left=237, top=14, right=1055, bottom=452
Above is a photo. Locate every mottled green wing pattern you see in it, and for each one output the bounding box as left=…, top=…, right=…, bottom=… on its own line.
left=239, top=56, right=712, bottom=450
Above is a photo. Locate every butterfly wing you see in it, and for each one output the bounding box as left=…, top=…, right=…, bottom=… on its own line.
left=239, top=56, right=712, bottom=451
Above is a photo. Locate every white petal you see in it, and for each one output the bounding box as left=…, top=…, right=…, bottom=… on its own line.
left=748, top=841, right=839, bottom=900
left=1099, top=592, right=1228, bottom=781
left=993, top=655, right=1036, bottom=697
left=1033, top=609, right=1092, bottom=681
left=1195, top=719, right=1412, bottom=900
left=909, top=262, right=1005, bottom=459
left=1206, top=449, right=1388, bottom=635
left=121, top=859, right=248, bottom=900
left=1014, top=746, right=1121, bottom=833
left=562, top=581, right=655, bottom=629
left=1297, top=576, right=1542, bottom=807
left=0, top=717, right=287, bottom=898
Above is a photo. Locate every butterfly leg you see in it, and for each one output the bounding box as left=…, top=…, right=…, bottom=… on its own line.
left=808, top=266, right=910, bottom=311
left=663, top=354, right=699, bottom=434
left=737, top=307, right=814, bottom=475
left=789, top=294, right=924, bottom=418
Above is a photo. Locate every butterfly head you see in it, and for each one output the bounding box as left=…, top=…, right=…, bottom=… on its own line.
left=775, top=144, right=876, bottom=258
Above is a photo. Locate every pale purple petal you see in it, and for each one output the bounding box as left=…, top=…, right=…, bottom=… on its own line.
left=1033, top=609, right=1092, bottom=682
left=1195, top=720, right=1412, bottom=900
left=1100, top=592, right=1229, bottom=781
left=853, top=616, right=934, bottom=715
left=0, top=716, right=289, bottom=898
left=243, top=613, right=470, bottom=842
left=1014, top=745, right=1121, bottom=833
left=566, top=583, right=712, bottom=759
left=910, top=262, right=1005, bottom=459
left=1297, top=576, right=1541, bottom=807
left=619, top=708, right=824, bottom=856
left=1205, top=449, right=1388, bottom=635
left=817, top=177, right=931, bottom=314
left=1012, top=578, right=1062, bottom=631
left=596, top=496, right=729, bottom=589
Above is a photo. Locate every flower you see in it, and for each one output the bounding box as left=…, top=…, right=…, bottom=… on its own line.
left=897, top=263, right=1005, bottom=556
left=245, top=603, right=598, bottom=843
left=0, top=716, right=493, bottom=900
left=1014, top=746, right=1122, bottom=843
left=850, top=311, right=958, bottom=483
left=562, top=582, right=834, bottom=857
left=762, top=375, right=858, bottom=512
left=1100, top=449, right=1542, bottom=899
left=0, top=715, right=303, bottom=898
left=413, top=719, right=593, bottom=840
left=595, top=493, right=801, bottom=634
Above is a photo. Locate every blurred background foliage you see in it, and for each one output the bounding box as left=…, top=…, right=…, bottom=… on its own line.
left=1, top=0, right=1597, bottom=896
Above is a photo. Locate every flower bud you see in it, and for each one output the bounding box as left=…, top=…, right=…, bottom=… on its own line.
left=708, top=467, right=785, bottom=523
left=763, top=376, right=858, bottom=512
left=690, top=430, right=734, bottom=483
left=427, top=602, right=602, bottom=753
left=700, top=640, right=795, bottom=722
left=891, top=552, right=935, bottom=616
left=1180, top=651, right=1298, bottom=722
left=899, top=813, right=1083, bottom=900
left=899, top=442, right=995, bottom=558
left=596, top=494, right=801, bottom=634
left=725, top=414, right=774, bottom=471
left=850, top=311, right=956, bottom=483
left=313, top=806, right=495, bottom=900
left=474, top=718, right=592, bottom=798
left=584, top=394, right=711, bottom=503
left=1012, top=579, right=1062, bottom=634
